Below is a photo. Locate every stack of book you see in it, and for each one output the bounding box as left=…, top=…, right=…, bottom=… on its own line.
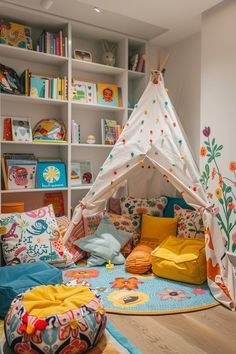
left=129, top=53, right=145, bottom=72
left=37, top=30, right=68, bottom=57
left=1, top=154, right=67, bottom=190
left=101, top=119, right=123, bottom=145
left=21, top=70, right=68, bottom=100
left=71, top=120, right=80, bottom=144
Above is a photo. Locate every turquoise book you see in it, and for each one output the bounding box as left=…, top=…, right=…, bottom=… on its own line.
left=37, top=162, right=67, bottom=189
left=30, top=77, right=46, bottom=98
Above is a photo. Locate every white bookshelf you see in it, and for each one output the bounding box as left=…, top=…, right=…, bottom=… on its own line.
left=0, top=2, right=148, bottom=217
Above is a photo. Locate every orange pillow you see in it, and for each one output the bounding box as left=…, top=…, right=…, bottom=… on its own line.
left=125, top=244, right=153, bottom=274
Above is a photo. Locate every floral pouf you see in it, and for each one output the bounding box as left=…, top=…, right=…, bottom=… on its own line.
left=4, top=284, right=107, bottom=354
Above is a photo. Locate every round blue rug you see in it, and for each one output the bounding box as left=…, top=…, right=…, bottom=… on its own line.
left=63, top=264, right=219, bottom=315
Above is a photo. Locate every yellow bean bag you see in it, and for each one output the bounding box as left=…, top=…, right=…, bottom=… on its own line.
left=151, top=236, right=207, bottom=284
left=5, top=284, right=107, bottom=354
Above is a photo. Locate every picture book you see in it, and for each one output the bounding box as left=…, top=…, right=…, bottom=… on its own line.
left=71, top=120, right=80, bottom=144
left=3, top=117, right=12, bottom=141
left=70, top=162, right=82, bottom=186
left=97, top=83, right=118, bottom=107
left=85, top=82, right=97, bottom=104
left=30, top=77, right=46, bottom=98
left=0, top=19, right=32, bottom=49
left=101, top=119, right=117, bottom=145
left=12, top=117, right=32, bottom=142
left=44, top=191, right=65, bottom=216
left=72, top=80, right=87, bottom=103
left=37, top=161, right=67, bottom=189
left=1, top=157, right=8, bottom=190
left=7, top=160, right=37, bottom=190
left=118, top=87, right=123, bottom=107
left=80, top=160, right=93, bottom=185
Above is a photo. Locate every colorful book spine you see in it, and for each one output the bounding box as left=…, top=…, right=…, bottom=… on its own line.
left=3, top=118, right=12, bottom=141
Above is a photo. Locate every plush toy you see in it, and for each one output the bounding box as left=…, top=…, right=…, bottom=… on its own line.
left=102, top=41, right=117, bottom=66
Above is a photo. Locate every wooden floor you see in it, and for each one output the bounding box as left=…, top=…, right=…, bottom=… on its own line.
left=108, top=305, right=236, bottom=354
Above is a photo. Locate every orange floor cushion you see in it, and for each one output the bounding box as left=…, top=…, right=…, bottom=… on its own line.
left=125, top=244, right=153, bottom=274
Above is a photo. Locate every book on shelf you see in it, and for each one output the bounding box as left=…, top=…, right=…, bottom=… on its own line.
left=11, top=117, right=32, bottom=142
left=101, top=119, right=117, bottom=145
left=20, top=69, right=68, bottom=100
left=70, top=161, right=93, bottom=186
left=37, top=161, right=67, bottom=189
left=7, top=160, right=37, bottom=190
left=1, top=153, right=36, bottom=190
left=71, top=120, right=80, bottom=144
left=129, top=53, right=145, bottom=72
left=71, top=80, right=97, bottom=104
left=2, top=117, right=13, bottom=141
left=97, top=83, right=119, bottom=107
left=44, top=191, right=65, bottom=216
left=0, top=19, right=33, bottom=50
left=37, top=30, right=68, bottom=57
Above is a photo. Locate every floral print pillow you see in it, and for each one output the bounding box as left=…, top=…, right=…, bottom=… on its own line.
left=108, top=213, right=135, bottom=257
left=174, top=204, right=205, bottom=239
left=120, top=196, right=168, bottom=245
left=0, top=205, right=73, bottom=266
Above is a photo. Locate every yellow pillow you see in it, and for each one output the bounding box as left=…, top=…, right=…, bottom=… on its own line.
left=141, top=215, right=178, bottom=247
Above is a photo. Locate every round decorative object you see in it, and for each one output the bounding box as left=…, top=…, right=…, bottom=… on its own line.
left=32, top=119, right=66, bottom=141
left=86, top=135, right=96, bottom=144
left=5, top=284, right=107, bottom=354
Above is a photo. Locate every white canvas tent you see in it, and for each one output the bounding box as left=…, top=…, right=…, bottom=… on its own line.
left=65, top=70, right=236, bottom=310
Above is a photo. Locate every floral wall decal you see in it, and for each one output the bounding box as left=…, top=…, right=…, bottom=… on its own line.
left=200, top=127, right=236, bottom=251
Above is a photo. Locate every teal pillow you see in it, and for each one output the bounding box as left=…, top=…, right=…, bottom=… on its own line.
left=163, top=196, right=194, bottom=218
left=76, top=216, right=132, bottom=266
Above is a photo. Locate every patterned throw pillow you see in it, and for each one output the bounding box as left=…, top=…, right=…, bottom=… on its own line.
left=83, top=210, right=107, bottom=236
left=120, top=196, right=168, bottom=244
left=56, top=215, right=69, bottom=237
left=0, top=205, right=73, bottom=266
left=108, top=213, right=135, bottom=257
left=174, top=205, right=205, bottom=239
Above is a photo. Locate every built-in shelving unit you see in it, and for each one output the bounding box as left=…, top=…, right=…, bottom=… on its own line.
left=0, top=2, right=148, bottom=216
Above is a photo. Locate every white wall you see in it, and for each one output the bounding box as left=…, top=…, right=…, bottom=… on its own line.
left=201, top=0, right=236, bottom=252
left=164, top=34, right=201, bottom=163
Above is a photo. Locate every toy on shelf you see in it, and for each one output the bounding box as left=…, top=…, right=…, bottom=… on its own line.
left=101, top=41, right=117, bottom=66
left=74, top=49, right=92, bottom=62
left=32, top=119, right=66, bottom=142
left=106, top=260, right=114, bottom=270
left=86, top=135, right=96, bottom=144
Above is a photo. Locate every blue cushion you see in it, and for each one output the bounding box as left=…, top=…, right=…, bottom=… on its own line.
left=77, top=216, right=132, bottom=266
left=163, top=197, right=194, bottom=218
left=0, top=261, right=62, bottom=319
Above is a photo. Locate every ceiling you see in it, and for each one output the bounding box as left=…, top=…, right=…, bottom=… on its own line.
left=1, top=0, right=223, bottom=46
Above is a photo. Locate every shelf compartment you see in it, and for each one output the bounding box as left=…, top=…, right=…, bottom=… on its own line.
left=1, top=188, right=68, bottom=194
left=72, top=59, right=125, bottom=75
left=71, top=101, right=124, bottom=112
left=71, top=185, right=92, bottom=190
left=1, top=141, right=68, bottom=146
left=71, top=143, right=113, bottom=148
left=0, top=44, right=68, bottom=66
left=128, top=70, right=146, bottom=80
left=0, top=93, right=68, bottom=106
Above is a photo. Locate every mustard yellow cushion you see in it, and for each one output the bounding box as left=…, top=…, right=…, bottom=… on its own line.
left=151, top=236, right=206, bottom=284
left=141, top=215, right=178, bottom=247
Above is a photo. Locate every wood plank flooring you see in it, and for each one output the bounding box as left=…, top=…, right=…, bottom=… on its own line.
left=108, top=305, right=236, bottom=354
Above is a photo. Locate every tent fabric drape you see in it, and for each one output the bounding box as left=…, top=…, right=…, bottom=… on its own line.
left=65, top=74, right=236, bottom=310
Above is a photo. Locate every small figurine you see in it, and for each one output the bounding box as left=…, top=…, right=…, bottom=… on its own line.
left=102, top=41, right=117, bottom=67
left=86, top=135, right=96, bottom=144
left=106, top=260, right=114, bottom=270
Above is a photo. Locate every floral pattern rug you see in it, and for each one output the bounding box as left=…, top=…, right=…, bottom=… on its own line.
left=63, top=264, right=219, bottom=314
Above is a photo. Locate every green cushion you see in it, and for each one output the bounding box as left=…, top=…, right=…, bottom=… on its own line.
left=76, top=216, right=132, bottom=266
left=0, top=261, right=62, bottom=319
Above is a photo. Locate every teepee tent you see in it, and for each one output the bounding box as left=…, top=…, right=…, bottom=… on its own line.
left=65, top=62, right=236, bottom=310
